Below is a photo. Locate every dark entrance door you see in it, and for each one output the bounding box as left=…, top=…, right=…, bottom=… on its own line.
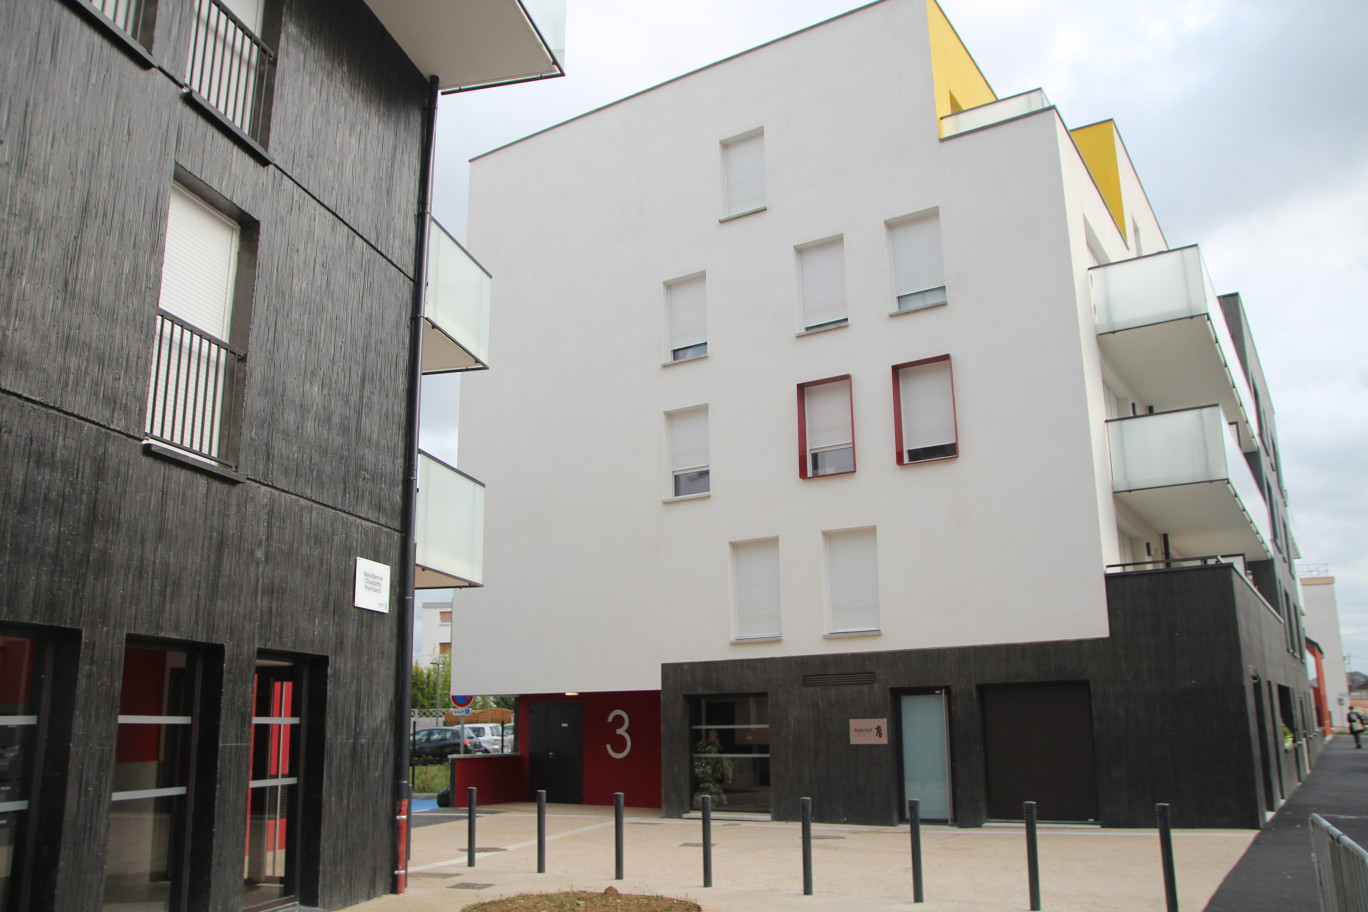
left=529, top=702, right=583, bottom=803
left=982, top=681, right=1099, bottom=822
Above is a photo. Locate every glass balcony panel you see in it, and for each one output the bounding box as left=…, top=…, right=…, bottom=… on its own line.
left=415, top=451, right=484, bottom=588
left=519, top=0, right=565, bottom=69
left=423, top=218, right=490, bottom=373
left=1108, top=406, right=1270, bottom=559
left=1093, top=246, right=1258, bottom=452
left=940, top=89, right=1050, bottom=138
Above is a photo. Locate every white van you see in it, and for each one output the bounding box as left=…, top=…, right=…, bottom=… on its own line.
left=458, top=723, right=504, bottom=753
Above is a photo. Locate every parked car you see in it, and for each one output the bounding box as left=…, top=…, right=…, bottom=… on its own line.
left=460, top=723, right=505, bottom=753
left=410, top=727, right=482, bottom=761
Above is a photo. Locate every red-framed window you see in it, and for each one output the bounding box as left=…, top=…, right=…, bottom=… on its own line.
left=797, top=375, right=855, bottom=478
left=892, top=355, right=958, bottom=464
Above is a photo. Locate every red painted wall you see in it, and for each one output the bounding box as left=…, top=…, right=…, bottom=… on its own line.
left=515, top=691, right=662, bottom=808
left=450, top=754, right=524, bottom=807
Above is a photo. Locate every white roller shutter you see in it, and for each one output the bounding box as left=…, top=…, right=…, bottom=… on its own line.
left=804, top=380, right=851, bottom=451
left=667, top=275, right=707, bottom=351
left=899, top=359, right=956, bottom=457
left=799, top=239, right=847, bottom=328
left=890, top=213, right=944, bottom=298
left=827, top=527, right=879, bottom=632
left=669, top=407, right=709, bottom=472
left=159, top=184, right=237, bottom=340
left=733, top=539, right=781, bottom=639
left=724, top=132, right=765, bottom=216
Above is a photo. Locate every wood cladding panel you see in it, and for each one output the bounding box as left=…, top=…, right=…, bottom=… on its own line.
left=664, top=564, right=1313, bottom=829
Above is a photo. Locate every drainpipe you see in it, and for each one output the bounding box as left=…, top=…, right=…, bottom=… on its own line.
left=395, top=73, right=440, bottom=894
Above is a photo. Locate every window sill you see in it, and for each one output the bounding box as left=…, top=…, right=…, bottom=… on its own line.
left=142, top=441, right=244, bottom=483
left=795, top=320, right=848, bottom=337
left=801, top=468, right=856, bottom=481
left=889, top=300, right=948, bottom=318
left=181, top=90, right=272, bottom=165
left=898, top=450, right=958, bottom=467
left=719, top=206, right=766, bottom=223
left=732, top=635, right=782, bottom=644
left=662, top=352, right=708, bottom=367
left=63, top=0, right=159, bottom=69
left=663, top=492, right=710, bottom=504
left=824, top=629, right=881, bottom=639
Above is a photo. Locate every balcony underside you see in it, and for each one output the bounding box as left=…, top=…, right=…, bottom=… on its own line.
left=421, top=319, right=485, bottom=373
left=364, top=0, right=563, bottom=92
left=415, top=564, right=480, bottom=589
left=1115, top=481, right=1270, bottom=561
left=1099, top=316, right=1255, bottom=453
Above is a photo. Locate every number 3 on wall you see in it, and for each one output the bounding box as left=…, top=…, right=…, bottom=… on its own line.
left=606, top=709, right=631, bottom=759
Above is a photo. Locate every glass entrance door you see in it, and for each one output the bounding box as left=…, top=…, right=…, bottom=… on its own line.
left=900, top=692, right=951, bottom=822
left=243, top=658, right=302, bottom=911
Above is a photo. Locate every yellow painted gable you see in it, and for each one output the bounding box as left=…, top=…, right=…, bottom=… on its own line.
left=926, top=0, right=995, bottom=136
left=1070, top=121, right=1126, bottom=234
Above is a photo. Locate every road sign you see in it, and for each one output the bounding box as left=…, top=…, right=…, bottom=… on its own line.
left=451, top=694, right=474, bottom=708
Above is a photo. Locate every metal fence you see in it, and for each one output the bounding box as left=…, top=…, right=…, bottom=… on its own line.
left=1310, top=813, right=1368, bottom=912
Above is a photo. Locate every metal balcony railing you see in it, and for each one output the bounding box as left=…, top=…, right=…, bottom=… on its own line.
left=186, top=0, right=276, bottom=144
left=145, top=310, right=245, bottom=469
left=86, top=0, right=153, bottom=45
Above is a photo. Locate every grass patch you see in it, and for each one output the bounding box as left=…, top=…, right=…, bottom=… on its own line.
left=410, top=763, right=449, bottom=794
left=463, top=888, right=700, bottom=911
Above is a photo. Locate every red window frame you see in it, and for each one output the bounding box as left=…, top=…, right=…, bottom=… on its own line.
left=891, top=354, right=958, bottom=465
left=797, top=374, right=856, bottom=479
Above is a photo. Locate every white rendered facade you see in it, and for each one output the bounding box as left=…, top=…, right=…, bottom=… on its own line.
left=456, top=0, right=1309, bottom=826
left=461, top=0, right=1184, bottom=694
left=1302, top=573, right=1350, bottom=729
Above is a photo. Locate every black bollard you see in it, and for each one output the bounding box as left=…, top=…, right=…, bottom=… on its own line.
left=801, top=797, right=813, bottom=896
left=614, top=792, right=625, bottom=880
left=467, top=787, right=477, bottom=868
left=536, top=790, right=547, bottom=874
left=702, top=795, right=713, bottom=888
left=1025, top=801, right=1040, bottom=911
left=1156, top=803, right=1178, bottom=912
left=908, top=798, right=923, bottom=903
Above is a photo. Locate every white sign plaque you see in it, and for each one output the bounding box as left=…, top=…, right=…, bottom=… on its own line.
left=354, top=557, right=391, bottom=613
left=849, top=719, right=889, bottom=745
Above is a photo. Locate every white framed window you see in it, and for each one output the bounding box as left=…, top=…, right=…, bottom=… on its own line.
left=888, top=211, right=946, bottom=313
left=731, top=538, right=781, bottom=640
left=825, top=527, right=880, bottom=634
left=146, top=182, right=247, bottom=469
left=892, top=356, right=957, bottom=464
left=721, top=129, right=765, bottom=218
left=665, top=273, right=707, bottom=362
left=799, top=376, right=854, bottom=478
left=667, top=406, right=709, bottom=498
left=797, top=237, right=847, bottom=331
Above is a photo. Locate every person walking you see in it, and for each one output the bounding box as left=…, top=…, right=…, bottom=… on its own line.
left=1349, top=708, right=1365, bottom=749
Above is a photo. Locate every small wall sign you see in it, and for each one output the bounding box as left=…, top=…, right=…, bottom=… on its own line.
left=850, top=719, right=888, bottom=745
left=354, top=557, right=391, bottom=613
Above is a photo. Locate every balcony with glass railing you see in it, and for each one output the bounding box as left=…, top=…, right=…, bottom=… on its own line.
left=940, top=89, right=1051, bottom=138
left=422, top=219, right=491, bottom=373
left=1092, top=245, right=1258, bottom=453
left=363, top=0, right=565, bottom=92
left=415, top=451, right=484, bottom=588
left=1108, top=405, right=1271, bottom=561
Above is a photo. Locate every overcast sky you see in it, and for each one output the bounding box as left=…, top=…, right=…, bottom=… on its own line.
left=419, top=0, right=1368, bottom=672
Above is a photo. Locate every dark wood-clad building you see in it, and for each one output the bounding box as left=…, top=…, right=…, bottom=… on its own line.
left=0, top=0, right=561, bottom=909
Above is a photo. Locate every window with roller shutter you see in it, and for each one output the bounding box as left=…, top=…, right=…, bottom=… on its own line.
left=888, top=211, right=947, bottom=313
left=731, top=538, right=781, bottom=640
left=721, top=130, right=765, bottom=218
left=665, top=273, right=707, bottom=362
left=667, top=406, right=709, bottom=497
left=797, top=237, right=847, bottom=331
left=798, top=376, right=854, bottom=478
left=825, top=527, right=880, bottom=634
left=892, top=355, right=958, bottom=464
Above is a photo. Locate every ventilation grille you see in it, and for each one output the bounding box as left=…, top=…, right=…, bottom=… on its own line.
left=802, top=672, right=875, bottom=687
